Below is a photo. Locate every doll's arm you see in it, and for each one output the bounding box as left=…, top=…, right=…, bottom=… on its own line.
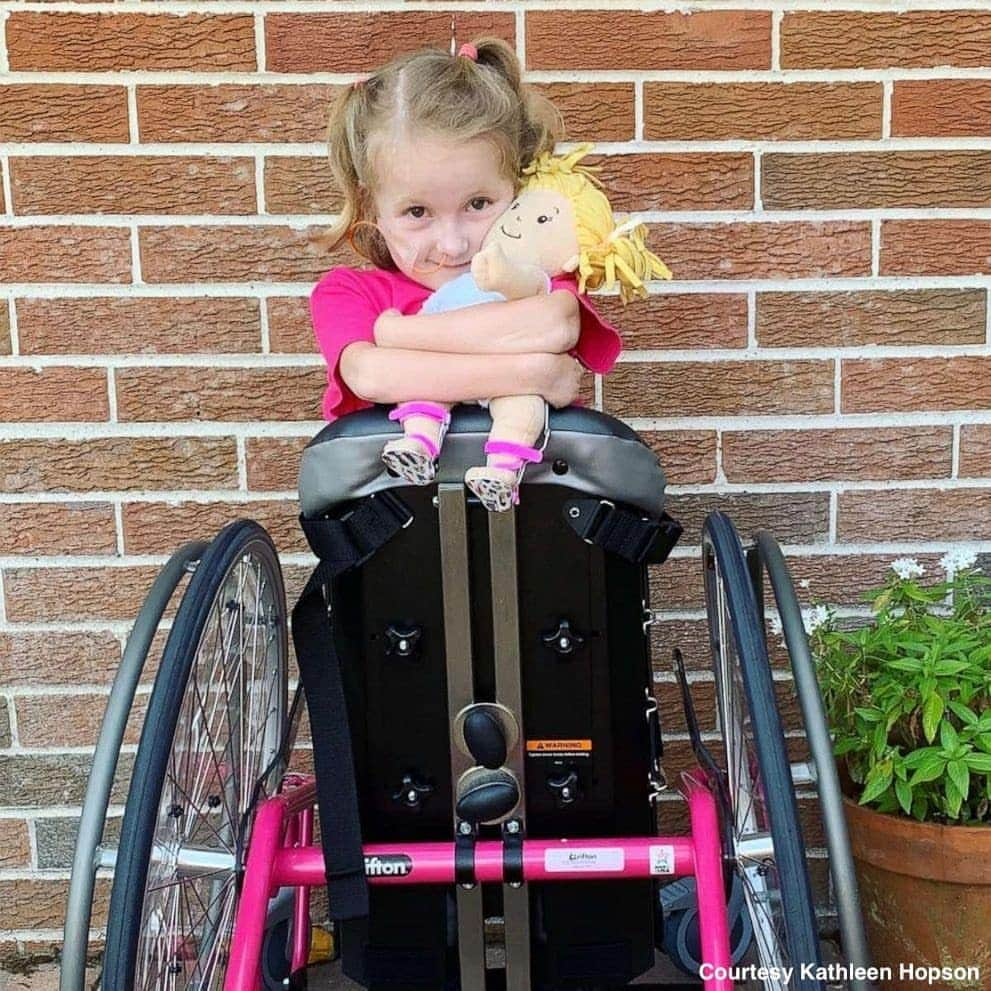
left=374, top=292, right=579, bottom=355
left=471, top=243, right=549, bottom=300
left=341, top=342, right=582, bottom=409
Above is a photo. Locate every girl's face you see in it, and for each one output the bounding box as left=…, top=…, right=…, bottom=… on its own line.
left=370, top=133, right=515, bottom=291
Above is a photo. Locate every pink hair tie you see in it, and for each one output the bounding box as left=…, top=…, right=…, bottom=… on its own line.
left=457, top=43, right=478, bottom=62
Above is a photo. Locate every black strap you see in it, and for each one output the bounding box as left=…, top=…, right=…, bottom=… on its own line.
left=455, top=823, right=476, bottom=887
left=502, top=820, right=524, bottom=885
left=563, top=498, right=682, bottom=565
left=291, top=490, right=414, bottom=921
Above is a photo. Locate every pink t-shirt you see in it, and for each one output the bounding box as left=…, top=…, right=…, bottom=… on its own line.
left=310, top=266, right=623, bottom=421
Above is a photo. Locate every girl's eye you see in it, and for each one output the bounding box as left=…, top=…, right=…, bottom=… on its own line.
left=469, top=197, right=492, bottom=211
left=405, top=206, right=426, bottom=219
left=537, top=215, right=552, bottom=224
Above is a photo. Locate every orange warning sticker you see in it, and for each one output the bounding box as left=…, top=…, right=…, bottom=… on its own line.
left=526, top=739, right=592, bottom=754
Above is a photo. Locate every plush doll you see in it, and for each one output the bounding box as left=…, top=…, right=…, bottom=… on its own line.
left=382, top=144, right=672, bottom=512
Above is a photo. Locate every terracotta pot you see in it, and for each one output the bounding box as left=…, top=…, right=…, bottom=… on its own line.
left=842, top=797, right=991, bottom=990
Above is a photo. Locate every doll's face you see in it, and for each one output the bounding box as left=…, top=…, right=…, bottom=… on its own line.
left=482, top=188, right=580, bottom=276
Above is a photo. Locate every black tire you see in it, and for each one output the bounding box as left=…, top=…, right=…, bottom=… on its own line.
left=748, top=532, right=873, bottom=990
left=103, top=520, right=288, bottom=990
left=702, top=512, right=823, bottom=990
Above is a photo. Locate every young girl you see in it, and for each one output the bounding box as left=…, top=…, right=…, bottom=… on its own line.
left=311, top=37, right=624, bottom=485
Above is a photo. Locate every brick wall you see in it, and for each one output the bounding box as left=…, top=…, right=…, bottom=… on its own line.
left=2, top=0, right=991, bottom=968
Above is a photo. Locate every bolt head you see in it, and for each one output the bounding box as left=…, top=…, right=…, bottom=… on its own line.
left=505, top=820, right=520, bottom=834
left=458, top=821, right=472, bottom=835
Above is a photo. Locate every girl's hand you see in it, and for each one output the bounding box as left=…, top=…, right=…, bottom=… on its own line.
left=539, top=353, right=585, bottom=409
left=537, top=291, right=581, bottom=354
left=373, top=308, right=403, bottom=347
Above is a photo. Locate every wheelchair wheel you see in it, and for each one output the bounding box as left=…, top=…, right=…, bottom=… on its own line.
left=102, top=520, right=289, bottom=990
left=748, top=532, right=872, bottom=990
left=702, top=512, right=823, bottom=990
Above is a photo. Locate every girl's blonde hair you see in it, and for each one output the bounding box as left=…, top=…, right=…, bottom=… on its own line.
left=325, top=37, right=563, bottom=270
left=521, top=144, right=673, bottom=302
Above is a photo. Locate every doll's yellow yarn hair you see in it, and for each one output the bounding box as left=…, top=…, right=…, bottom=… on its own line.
left=520, top=143, right=672, bottom=302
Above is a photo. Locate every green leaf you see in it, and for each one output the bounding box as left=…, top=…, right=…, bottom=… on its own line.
left=909, top=754, right=947, bottom=786
left=940, top=720, right=960, bottom=753
left=894, top=777, right=914, bottom=815
left=947, top=759, right=970, bottom=801
left=945, top=777, right=963, bottom=818
left=923, top=693, right=945, bottom=743
left=964, top=753, right=991, bottom=772
left=860, top=761, right=894, bottom=805
left=947, top=701, right=979, bottom=726
left=887, top=658, right=924, bottom=673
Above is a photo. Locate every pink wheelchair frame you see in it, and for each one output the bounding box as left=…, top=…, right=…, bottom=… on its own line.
left=227, top=772, right=733, bottom=991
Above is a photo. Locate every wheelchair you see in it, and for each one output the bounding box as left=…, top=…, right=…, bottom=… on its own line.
left=61, top=406, right=871, bottom=991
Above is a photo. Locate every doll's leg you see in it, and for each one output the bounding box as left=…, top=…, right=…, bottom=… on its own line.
left=464, top=395, right=547, bottom=512
left=382, top=401, right=452, bottom=485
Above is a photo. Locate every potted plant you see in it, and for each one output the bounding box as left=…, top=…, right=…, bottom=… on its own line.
left=810, top=553, right=991, bottom=989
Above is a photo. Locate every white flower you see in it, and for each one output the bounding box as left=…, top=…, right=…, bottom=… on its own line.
left=939, top=549, right=978, bottom=577
left=768, top=613, right=783, bottom=636
left=891, top=557, right=925, bottom=580
left=799, top=579, right=811, bottom=589
left=806, top=605, right=830, bottom=631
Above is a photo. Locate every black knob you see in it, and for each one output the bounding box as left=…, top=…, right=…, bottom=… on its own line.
left=463, top=708, right=508, bottom=768
left=384, top=624, right=422, bottom=659
left=542, top=619, right=585, bottom=657
left=546, top=767, right=581, bottom=806
left=455, top=768, right=519, bottom=825
left=391, top=771, right=434, bottom=811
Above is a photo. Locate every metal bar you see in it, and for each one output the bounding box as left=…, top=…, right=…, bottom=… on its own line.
left=60, top=540, right=209, bottom=991
left=487, top=510, right=531, bottom=991
left=437, top=484, right=488, bottom=990
left=271, top=835, right=697, bottom=887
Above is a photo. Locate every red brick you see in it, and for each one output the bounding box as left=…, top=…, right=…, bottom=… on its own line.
left=838, top=489, right=991, bottom=543
left=0, top=302, right=10, bottom=356
left=0, top=821, right=30, bottom=868
left=665, top=491, right=830, bottom=545
left=6, top=13, right=256, bottom=72
left=757, top=290, right=986, bottom=348
left=881, top=221, right=991, bottom=276
left=246, top=436, right=310, bottom=491
left=16, top=297, right=261, bottom=355
left=266, top=13, right=514, bottom=72
left=122, top=499, right=304, bottom=555
left=15, top=693, right=147, bottom=749
left=534, top=83, right=634, bottom=143
left=115, top=366, right=326, bottom=422
left=0, top=632, right=123, bottom=687
left=893, top=80, right=991, bottom=138
left=267, top=297, right=314, bottom=354
left=959, top=425, right=991, bottom=478
left=782, top=11, right=991, bottom=69
left=0, top=879, right=108, bottom=930
left=722, top=427, right=953, bottom=483
left=640, top=431, right=717, bottom=485
left=0, top=502, right=117, bottom=555
left=645, top=82, right=880, bottom=141
left=10, top=156, right=256, bottom=216
left=605, top=359, right=833, bottom=418
left=591, top=153, right=752, bottom=213
left=0, top=368, right=109, bottom=422
left=527, top=10, right=770, bottom=70
left=842, top=357, right=991, bottom=414
left=139, top=226, right=341, bottom=284
left=3, top=566, right=168, bottom=622
left=265, top=157, right=340, bottom=215
left=0, top=226, right=131, bottom=284
left=646, top=221, right=871, bottom=281
left=0, top=85, right=128, bottom=143
left=595, top=294, right=748, bottom=351
left=0, top=437, right=239, bottom=493
left=138, top=84, right=339, bottom=143
left=762, top=151, right=991, bottom=210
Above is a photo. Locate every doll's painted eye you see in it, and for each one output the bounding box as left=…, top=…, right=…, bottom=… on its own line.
left=537, top=215, right=552, bottom=224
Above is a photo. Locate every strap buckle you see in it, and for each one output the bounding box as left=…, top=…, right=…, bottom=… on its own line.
left=580, top=499, right=616, bottom=545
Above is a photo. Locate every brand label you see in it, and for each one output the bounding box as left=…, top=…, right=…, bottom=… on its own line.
left=364, top=854, right=413, bottom=877
left=544, top=847, right=624, bottom=873
left=648, top=845, right=675, bottom=875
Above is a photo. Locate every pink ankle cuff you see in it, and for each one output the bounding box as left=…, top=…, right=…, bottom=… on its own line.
left=389, top=402, right=450, bottom=425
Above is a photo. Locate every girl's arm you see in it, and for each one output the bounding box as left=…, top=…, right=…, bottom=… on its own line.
left=373, top=291, right=580, bottom=356
left=340, top=342, right=583, bottom=409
